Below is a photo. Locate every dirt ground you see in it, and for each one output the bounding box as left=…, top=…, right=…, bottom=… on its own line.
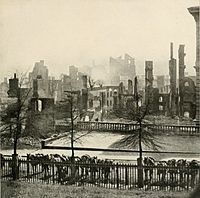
left=1, top=180, right=190, bottom=198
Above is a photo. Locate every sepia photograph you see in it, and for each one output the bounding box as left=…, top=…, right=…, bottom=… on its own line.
left=0, top=0, right=200, bottom=197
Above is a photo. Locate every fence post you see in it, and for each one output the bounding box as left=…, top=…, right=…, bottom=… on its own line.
left=52, top=163, right=55, bottom=184
left=116, top=163, right=119, bottom=189
left=125, top=166, right=129, bottom=185
left=27, top=154, right=30, bottom=179
left=41, top=140, right=45, bottom=148
left=186, top=166, right=190, bottom=191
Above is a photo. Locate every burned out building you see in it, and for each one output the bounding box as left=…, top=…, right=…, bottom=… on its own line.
left=178, top=45, right=196, bottom=118
left=87, top=79, right=137, bottom=120
left=29, top=60, right=50, bottom=98
left=109, top=54, right=136, bottom=88
left=88, top=86, right=118, bottom=112
left=144, top=61, right=159, bottom=114
left=143, top=43, right=197, bottom=118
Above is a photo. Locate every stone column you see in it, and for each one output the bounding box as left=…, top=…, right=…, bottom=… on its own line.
left=188, top=6, right=200, bottom=125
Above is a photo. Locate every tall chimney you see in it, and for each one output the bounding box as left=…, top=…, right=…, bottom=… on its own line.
left=170, top=42, right=173, bottom=59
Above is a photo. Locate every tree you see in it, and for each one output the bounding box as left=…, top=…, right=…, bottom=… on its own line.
left=111, top=77, right=162, bottom=187
left=62, top=90, right=94, bottom=182
left=0, top=73, right=32, bottom=180
left=63, top=90, right=92, bottom=159
left=1, top=75, right=31, bottom=153
left=64, top=90, right=78, bottom=161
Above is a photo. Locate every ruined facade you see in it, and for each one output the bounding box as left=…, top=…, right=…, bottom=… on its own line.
left=109, top=54, right=136, bottom=87
left=177, top=44, right=196, bottom=118
left=29, top=60, right=50, bottom=98
left=181, top=77, right=196, bottom=118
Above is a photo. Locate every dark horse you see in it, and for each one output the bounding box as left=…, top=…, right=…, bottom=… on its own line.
left=143, top=157, right=155, bottom=183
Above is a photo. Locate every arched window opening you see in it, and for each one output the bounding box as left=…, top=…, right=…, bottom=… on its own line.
left=184, top=81, right=189, bottom=87
left=184, top=111, right=190, bottom=118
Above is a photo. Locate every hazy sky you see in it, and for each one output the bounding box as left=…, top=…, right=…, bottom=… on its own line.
left=0, top=0, right=199, bottom=81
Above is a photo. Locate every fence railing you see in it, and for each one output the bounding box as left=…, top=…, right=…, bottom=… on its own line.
left=1, top=157, right=200, bottom=191
left=76, top=121, right=199, bottom=135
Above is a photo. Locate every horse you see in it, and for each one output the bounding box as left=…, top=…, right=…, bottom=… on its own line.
left=29, top=154, right=50, bottom=176
left=80, top=154, right=91, bottom=178
left=157, top=161, right=168, bottom=183
left=167, top=159, right=177, bottom=183
left=89, top=156, right=98, bottom=182
left=177, top=159, right=188, bottom=184
left=143, top=157, right=155, bottom=183
left=100, top=159, right=114, bottom=183
left=188, top=160, right=199, bottom=188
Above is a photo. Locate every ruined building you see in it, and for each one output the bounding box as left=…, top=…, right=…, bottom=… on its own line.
left=166, top=43, right=196, bottom=118
left=144, top=61, right=159, bottom=114
left=29, top=60, right=50, bottom=98
left=178, top=45, right=196, bottom=118
left=139, top=41, right=197, bottom=118
left=29, top=60, right=48, bottom=80
left=109, top=54, right=136, bottom=88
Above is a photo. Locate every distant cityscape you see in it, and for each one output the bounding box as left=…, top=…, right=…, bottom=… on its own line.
left=0, top=42, right=197, bottom=123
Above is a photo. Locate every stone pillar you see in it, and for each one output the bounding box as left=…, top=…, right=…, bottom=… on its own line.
left=188, top=7, right=200, bottom=125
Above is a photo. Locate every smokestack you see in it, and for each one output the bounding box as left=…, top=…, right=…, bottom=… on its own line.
left=170, top=42, right=173, bottom=59
left=14, top=73, right=16, bottom=79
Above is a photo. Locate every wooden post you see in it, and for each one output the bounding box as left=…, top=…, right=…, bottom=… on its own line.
left=41, top=140, right=45, bottom=148
left=125, top=166, right=129, bottom=185
left=52, top=164, right=55, bottom=184
left=116, top=163, right=119, bottom=189
left=27, top=154, right=30, bottom=179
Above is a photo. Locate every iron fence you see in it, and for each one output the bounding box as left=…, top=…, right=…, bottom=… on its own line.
left=1, top=157, right=200, bottom=191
